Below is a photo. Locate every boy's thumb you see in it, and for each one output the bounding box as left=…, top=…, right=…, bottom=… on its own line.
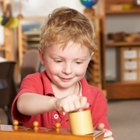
left=97, top=123, right=105, bottom=130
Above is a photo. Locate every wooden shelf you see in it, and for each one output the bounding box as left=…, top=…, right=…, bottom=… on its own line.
left=21, top=16, right=46, bottom=21
left=0, top=47, right=5, bottom=51
left=106, top=81, right=140, bottom=86
left=106, top=41, right=140, bottom=47
left=105, top=82, right=140, bottom=100
left=106, top=8, right=140, bottom=15
left=103, top=1, right=140, bottom=100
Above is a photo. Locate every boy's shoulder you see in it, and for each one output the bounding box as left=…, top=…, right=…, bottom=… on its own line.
left=19, top=71, right=52, bottom=95
left=20, top=71, right=51, bottom=88
left=81, top=78, right=103, bottom=94
left=24, top=71, right=47, bottom=80
left=81, top=78, right=105, bottom=102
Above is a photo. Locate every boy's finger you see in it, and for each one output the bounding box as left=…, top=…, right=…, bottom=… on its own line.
left=104, top=130, right=113, bottom=138
left=97, top=123, right=105, bottom=130
left=104, top=137, right=114, bottom=140
left=80, top=97, right=87, bottom=107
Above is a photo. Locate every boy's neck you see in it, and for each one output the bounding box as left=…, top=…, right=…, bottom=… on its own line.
left=51, top=82, right=81, bottom=98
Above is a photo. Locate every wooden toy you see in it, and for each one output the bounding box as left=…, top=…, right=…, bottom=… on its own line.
left=0, top=120, right=104, bottom=140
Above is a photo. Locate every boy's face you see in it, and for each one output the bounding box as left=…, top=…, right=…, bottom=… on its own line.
left=40, top=41, right=92, bottom=89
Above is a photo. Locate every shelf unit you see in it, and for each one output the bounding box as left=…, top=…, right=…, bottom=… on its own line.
left=0, top=0, right=15, bottom=61
left=83, top=0, right=106, bottom=89
left=24, top=29, right=41, bottom=49
left=86, top=16, right=102, bottom=88
left=16, top=16, right=45, bottom=82
left=0, top=0, right=21, bottom=84
left=103, top=0, right=140, bottom=99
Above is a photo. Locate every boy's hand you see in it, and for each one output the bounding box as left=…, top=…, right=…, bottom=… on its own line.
left=97, top=123, right=114, bottom=140
left=55, top=95, right=89, bottom=112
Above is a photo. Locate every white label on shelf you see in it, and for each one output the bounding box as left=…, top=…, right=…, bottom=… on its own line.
left=136, top=0, right=140, bottom=5
left=123, top=72, right=137, bottom=81
left=124, top=61, right=138, bottom=70
left=0, top=125, right=13, bottom=131
left=123, top=50, right=137, bottom=59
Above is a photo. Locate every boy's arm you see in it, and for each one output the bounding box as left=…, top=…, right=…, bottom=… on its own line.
left=17, top=93, right=57, bottom=115
left=17, top=93, right=89, bottom=115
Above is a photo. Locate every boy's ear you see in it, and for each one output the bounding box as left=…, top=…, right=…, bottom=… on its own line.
left=90, top=52, right=94, bottom=60
left=39, top=48, right=45, bottom=65
left=91, top=52, right=94, bottom=58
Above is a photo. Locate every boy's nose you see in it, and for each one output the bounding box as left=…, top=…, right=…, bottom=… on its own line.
left=62, top=63, right=72, bottom=75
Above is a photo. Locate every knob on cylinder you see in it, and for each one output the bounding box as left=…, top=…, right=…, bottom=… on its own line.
left=33, top=121, right=39, bottom=131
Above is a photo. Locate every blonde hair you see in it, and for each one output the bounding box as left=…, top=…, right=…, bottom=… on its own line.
left=40, top=7, right=96, bottom=53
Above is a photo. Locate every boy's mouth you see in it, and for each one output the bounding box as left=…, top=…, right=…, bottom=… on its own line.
left=59, top=77, right=73, bottom=81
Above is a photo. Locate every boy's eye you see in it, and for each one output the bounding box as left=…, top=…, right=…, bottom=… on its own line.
left=54, top=59, right=63, bottom=63
left=76, top=61, right=83, bottom=64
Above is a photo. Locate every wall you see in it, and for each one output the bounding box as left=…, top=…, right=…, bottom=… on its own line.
left=13, top=0, right=85, bottom=16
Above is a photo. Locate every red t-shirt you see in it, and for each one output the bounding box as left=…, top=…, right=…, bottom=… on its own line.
left=12, top=71, right=110, bottom=129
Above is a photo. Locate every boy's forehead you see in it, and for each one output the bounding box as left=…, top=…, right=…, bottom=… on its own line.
left=48, top=41, right=87, bottom=50
left=45, top=42, right=90, bottom=57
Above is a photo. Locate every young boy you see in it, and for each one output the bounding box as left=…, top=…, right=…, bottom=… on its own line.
left=12, top=7, right=113, bottom=140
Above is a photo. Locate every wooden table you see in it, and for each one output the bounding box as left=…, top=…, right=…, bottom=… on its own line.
left=0, top=124, right=104, bottom=140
